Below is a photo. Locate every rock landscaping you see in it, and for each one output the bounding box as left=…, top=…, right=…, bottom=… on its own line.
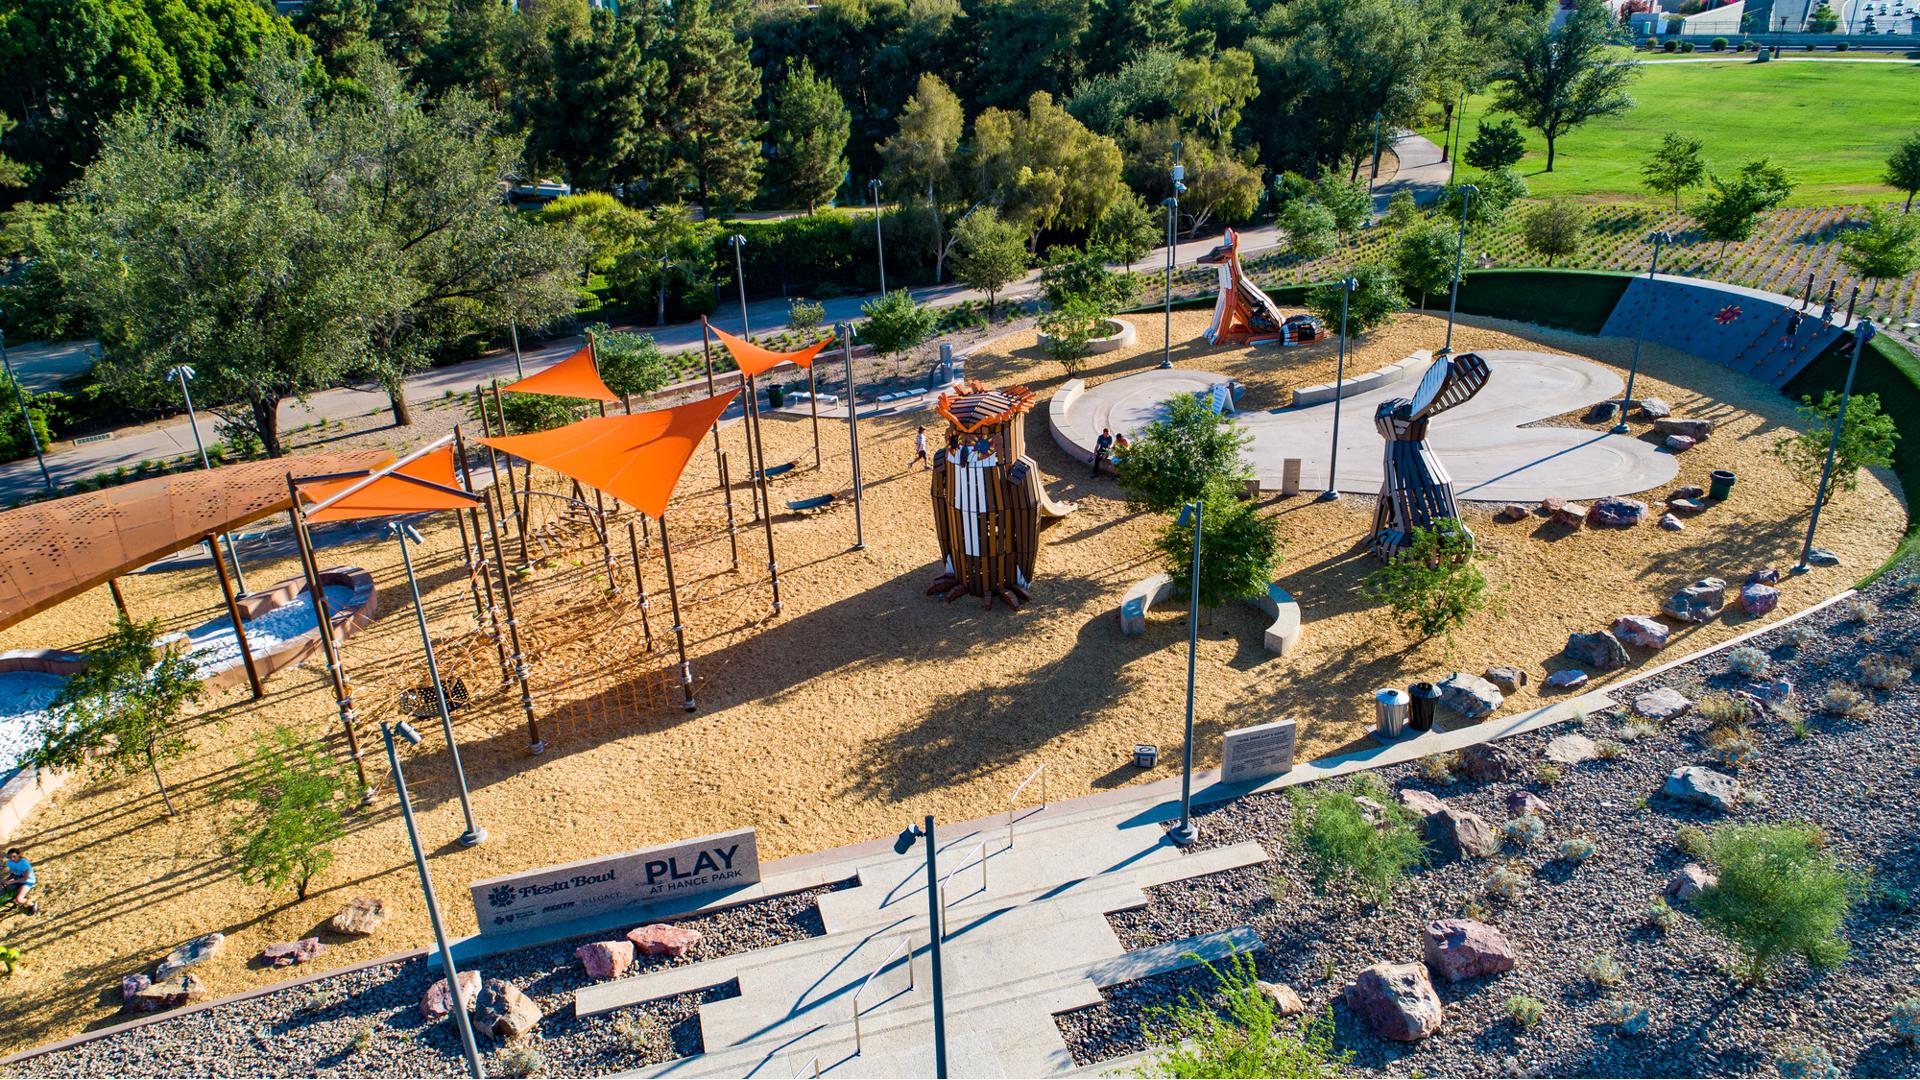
left=1054, top=569, right=1920, bottom=1077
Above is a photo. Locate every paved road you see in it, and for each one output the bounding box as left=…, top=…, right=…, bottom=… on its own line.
left=0, top=132, right=1452, bottom=501
left=1054, top=349, right=1679, bottom=501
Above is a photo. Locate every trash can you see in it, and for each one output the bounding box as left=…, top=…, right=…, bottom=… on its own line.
left=1709, top=469, right=1737, bottom=500
left=1374, top=688, right=1411, bottom=740
left=1409, top=681, right=1442, bottom=733
left=767, top=384, right=787, bottom=408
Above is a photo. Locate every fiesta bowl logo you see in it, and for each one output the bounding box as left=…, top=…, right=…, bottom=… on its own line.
left=487, top=884, right=516, bottom=909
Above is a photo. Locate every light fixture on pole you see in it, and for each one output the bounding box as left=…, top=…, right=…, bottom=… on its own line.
left=1321, top=276, right=1358, bottom=501
left=1160, top=144, right=1185, bottom=370
left=729, top=234, right=750, bottom=336
left=0, top=316, right=53, bottom=491
left=389, top=521, right=486, bottom=847
left=1441, top=183, right=1478, bottom=354
left=1793, top=320, right=1875, bottom=574
left=1167, top=500, right=1202, bottom=848
left=168, top=364, right=248, bottom=594
left=893, top=818, right=948, bottom=1078
left=869, top=179, right=887, bottom=295
left=383, top=721, right=487, bottom=1079
left=1365, top=111, right=1383, bottom=220
left=1613, top=231, right=1671, bottom=434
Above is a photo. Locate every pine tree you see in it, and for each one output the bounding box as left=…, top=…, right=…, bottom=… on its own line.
left=767, top=61, right=849, bottom=213
left=525, top=9, right=665, bottom=192
left=662, top=0, right=762, bottom=212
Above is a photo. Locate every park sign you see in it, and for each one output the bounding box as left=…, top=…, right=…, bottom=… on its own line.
left=470, top=828, right=760, bottom=936
left=1220, top=719, right=1297, bottom=784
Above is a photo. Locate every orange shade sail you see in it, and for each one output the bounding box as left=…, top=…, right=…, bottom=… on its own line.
left=500, top=346, right=619, bottom=403
left=708, top=323, right=833, bottom=377
left=294, top=446, right=481, bottom=523
left=477, top=392, right=739, bottom=519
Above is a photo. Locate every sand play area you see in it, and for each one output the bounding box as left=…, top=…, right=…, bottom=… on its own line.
left=0, top=307, right=1904, bottom=1053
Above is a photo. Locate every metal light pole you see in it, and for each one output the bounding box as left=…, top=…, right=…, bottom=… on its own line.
left=1449, top=87, right=1468, bottom=185
left=0, top=321, right=53, bottom=491
left=508, top=317, right=525, bottom=379
left=1442, top=184, right=1478, bottom=354
left=894, top=818, right=948, bottom=1078
left=841, top=323, right=866, bottom=551
left=869, top=179, right=887, bottom=295
left=1614, top=231, right=1671, bottom=434
left=730, top=233, right=750, bottom=336
left=1794, top=320, right=1875, bottom=573
left=1365, top=111, right=1383, bottom=218
left=1167, top=500, right=1202, bottom=848
left=1160, top=146, right=1185, bottom=370
left=1321, top=277, right=1357, bottom=501
left=170, top=364, right=248, bottom=594
left=390, top=522, right=486, bottom=847
left=383, top=721, right=487, bottom=1079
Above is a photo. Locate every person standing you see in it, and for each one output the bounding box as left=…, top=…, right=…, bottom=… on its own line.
left=4, top=847, right=36, bottom=916
left=913, top=426, right=930, bottom=470
left=1091, top=428, right=1114, bottom=477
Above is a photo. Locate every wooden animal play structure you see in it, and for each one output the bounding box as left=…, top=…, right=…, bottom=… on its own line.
left=926, top=383, right=1069, bottom=609
left=1198, top=229, right=1325, bottom=347
left=1370, top=350, right=1492, bottom=559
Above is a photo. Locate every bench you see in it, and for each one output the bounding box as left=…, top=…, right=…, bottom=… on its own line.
left=785, top=494, right=835, bottom=512
left=1117, top=574, right=1302, bottom=656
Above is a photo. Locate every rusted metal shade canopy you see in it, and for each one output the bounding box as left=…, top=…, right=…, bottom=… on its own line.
left=0, top=451, right=392, bottom=632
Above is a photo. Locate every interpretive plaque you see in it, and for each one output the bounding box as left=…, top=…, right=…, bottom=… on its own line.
left=1220, top=719, right=1297, bottom=783
left=471, top=828, right=759, bottom=936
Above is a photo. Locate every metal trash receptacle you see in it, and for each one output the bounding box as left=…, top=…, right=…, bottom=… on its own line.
left=1409, top=681, right=1441, bottom=732
left=1375, top=688, right=1411, bottom=739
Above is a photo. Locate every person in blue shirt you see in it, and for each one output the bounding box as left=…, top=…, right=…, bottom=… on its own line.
left=4, top=847, right=36, bottom=915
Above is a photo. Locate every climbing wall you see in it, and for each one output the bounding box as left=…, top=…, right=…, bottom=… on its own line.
left=1598, top=274, right=1852, bottom=389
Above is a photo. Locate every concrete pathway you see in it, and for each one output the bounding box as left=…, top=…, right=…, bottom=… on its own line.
left=1052, top=349, right=1679, bottom=501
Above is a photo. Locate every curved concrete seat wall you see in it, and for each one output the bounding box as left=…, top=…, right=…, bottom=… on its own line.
left=0, top=649, right=90, bottom=843
left=201, top=567, right=380, bottom=692
left=1050, top=378, right=1096, bottom=467
left=1290, top=351, right=1429, bottom=407
left=1117, top=573, right=1302, bottom=656
left=1040, top=317, right=1137, bottom=357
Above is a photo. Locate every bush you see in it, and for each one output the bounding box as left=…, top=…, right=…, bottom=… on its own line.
left=1697, top=823, right=1865, bottom=983
left=1890, top=997, right=1920, bottom=1044
left=1676, top=824, right=1712, bottom=860
left=1038, top=245, right=1133, bottom=313
left=495, top=1041, right=547, bottom=1078
left=1648, top=896, right=1679, bottom=932
left=1581, top=952, right=1625, bottom=988
left=855, top=289, right=937, bottom=373
left=1291, top=777, right=1426, bottom=906
left=1361, top=517, right=1491, bottom=647
left=1662, top=38, right=1678, bottom=51
left=1114, top=393, right=1251, bottom=515
left=1153, top=485, right=1284, bottom=610
left=612, top=1010, right=669, bottom=1055
left=1680, top=40, right=1696, bottom=52
left=1503, top=814, right=1548, bottom=848
left=1418, top=753, right=1460, bottom=786
left=1506, top=994, right=1547, bottom=1028
left=1559, top=836, right=1597, bottom=864
left=1695, top=692, right=1755, bottom=728
left=1037, top=298, right=1108, bottom=376
left=1304, top=263, right=1404, bottom=336
left=1520, top=199, right=1589, bottom=267
left=1819, top=683, right=1872, bottom=719
left=1858, top=654, right=1910, bottom=690
left=1725, top=646, right=1770, bottom=678
left=1484, top=862, right=1529, bottom=901
left=1705, top=725, right=1758, bottom=769
left=1141, top=952, right=1351, bottom=1079
left=1606, top=1000, right=1651, bottom=1035
left=1776, top=1044, right=1840, bottom=1079
left=221, top=726, right=352, bottom=900
left=1710, top=36, right=1728, bottom=49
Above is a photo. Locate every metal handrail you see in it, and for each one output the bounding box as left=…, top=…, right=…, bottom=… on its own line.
left=1006, top=762, right=1050, bottom=850
left=794, top=1055, right=821, bottom=1079
left=937, top=839, right=988, bottom=939
left=851, top=935, right=915, bottom=1055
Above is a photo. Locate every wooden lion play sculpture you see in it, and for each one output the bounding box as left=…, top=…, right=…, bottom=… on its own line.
left=1370, top=350, right=1492, bottom=560
left=1198, top=229, right=1325, bottom=347
left=926, top=383, right=1071, bottom=609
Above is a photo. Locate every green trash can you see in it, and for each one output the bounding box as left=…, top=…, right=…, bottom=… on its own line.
left=1709, top=469, right=1736, bottom=500
left=767, top=384, right=786, bottom=408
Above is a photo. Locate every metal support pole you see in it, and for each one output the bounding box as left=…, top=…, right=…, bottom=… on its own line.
left=210, top=533, right=264, bottom=699
left=509, top=318, right=525, bottom=379
left=479, top=444, right=543, bottom=752
left=382, top=723, right=486, bottom=1079
left=172, top=364, right=247, bottom=593
left=659, top=515, right=697, bottom=711
left=731, top=234, right=750, bottom=336
left=284, top=480, right=368, bottom=795
left=1442, top=184, right=1477, bottom=354
left=746, top=374, right=782, bottom=616
left=718, top=452, right=740, bottom=570
left=1793, top=321, right=1874, bottom=573
left=808, top=362, right=821, bottom=469
left=392, top=525, right=486, bottom=847
left=107, top=577, right=130, bottom=619
left=488, top=381, right=531, bottom=563
left=870, top=179, right=887, bottom=295
left=626, top=520, right=653, bottom=652
left=1321, top=278, right=1355, bottom=500
left=1449, top=88, right=1467, bottom=186
left=842, top=324, right=865, bottom=550
left=923, top=816, right=949, bottom=1079
left=1614, top=232, right=1669, bottom=434
left=1161, top=195, right=1175, bottom=369
left=701, top=319, right=723, bottom=477
left=1168, top=502, right=1201, bottom=848
left=0, top=328, right=53, bottom=491
left=452, top=428, right=510, bottom=682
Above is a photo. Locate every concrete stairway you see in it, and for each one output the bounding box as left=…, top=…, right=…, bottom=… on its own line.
left=584, top=801, right=1273, bottom=1078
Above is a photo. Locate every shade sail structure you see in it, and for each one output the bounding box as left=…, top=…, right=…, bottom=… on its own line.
left=294, top=446, right=481, bottom=523
left=709, top=324, right=833, bottom=377
left=0, top=451, right=393, bottom=633
left=478, top=391, right=739, bottom=518
left=500, top=346, right=619, bottom=403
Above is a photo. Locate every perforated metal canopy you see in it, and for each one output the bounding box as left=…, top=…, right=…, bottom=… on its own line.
left=936, top=383, right=1035, bottom=434
left=0, top=450, right=391, bottom=632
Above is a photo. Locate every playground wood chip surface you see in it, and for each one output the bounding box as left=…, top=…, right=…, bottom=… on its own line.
left=0, top=308, right=1902, bottom=1055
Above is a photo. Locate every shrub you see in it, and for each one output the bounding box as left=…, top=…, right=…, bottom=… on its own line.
left=1890, top=998, right=1920, bottom=1044
left=1649, top=896, right=1680, bottom=933
left=1858, top=655, right=1910, bottom=690
left=1304, top=263, right=1404, bottom=336
left=1662, top=39, right=1677, bottom=51
left=1533, top=762, right=1562, bottom=786
left=1697, top=823, right=1865, bottom=984
left=1115, top=394, right=1251, bottom=515
left=1725, top=646, right=1770, bottom=678
left=1594, top=738, right=1626, bottom=760
left=1676, top=824, right=1712, bottom=860
left=1484, top=862, right=1529, bottom=901
left=1361, top=517, right=1491, bottom=647
left=1775, top=1043, right=1840, bottom=1079
left=1140, top=952, right=1351, bottom=1079
left=1581, top=952, right=1625, bottom=989
left=221, top=726, right=352, bottom=900
left=786, top=297, right=826, bottom=336
left=1679, top=40, right=1695, bottom=52
left=1291, top=777, right=1427, bottom=907
left=1506, top=994, right=1547, bottom=1028
left=1621, top=719, right=1661, bottom=742
left=1037, top=298, right=1108, bottom=376
left=1605, top=1000, right=1651, bottom=1035
left=1038, top=245, right=1133, bottom=312
left=1705, top=726, right=1758, bottom=770
left=1710, top=35, right=1728, bottom=49
left=1784, top=624, right=1819, bottom=651
left=1418, top=753, right=1460, bottom=786
left=612, top=1011, right=669, bottom=1055
left=495, top=1042, right=547, bottom=1078
left=1503, top=814, right=1548, bottom=848
left=1520, top=199, right=1589, bottom=266
left=1695, top=692, right=1755, bottom=728
left=1819, top=684, right=1872, bottom=719
left=0, top=944, right=19, bottom=976
left=1559, top=836, right=1597, bottom=864
left=1154, top=485, right=1285, bottom=609
left=1839, top=596, right=1880, bottom=624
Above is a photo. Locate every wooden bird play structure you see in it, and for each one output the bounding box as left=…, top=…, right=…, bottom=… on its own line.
left=926, top=383, right=1068, bottom=609
left=1198, top=229, right=1325, bottom=347
left=1370, top=350, right=1492, bottom=560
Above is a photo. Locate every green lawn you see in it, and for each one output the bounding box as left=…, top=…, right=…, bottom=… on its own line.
left=1433, top=60, right=1920, bottom=207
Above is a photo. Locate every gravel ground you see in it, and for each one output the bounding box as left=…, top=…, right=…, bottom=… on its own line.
left=8, top=882, right=849, bottom=1078
left=1058, top=570, right=1920, bottom=1077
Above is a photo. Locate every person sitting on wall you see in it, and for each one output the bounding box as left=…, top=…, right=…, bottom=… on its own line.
left=3, top=847, right=37, bottom=916
left=1091, top=428, right=1114, bottom=477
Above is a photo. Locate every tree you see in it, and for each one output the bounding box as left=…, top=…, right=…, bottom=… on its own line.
left=854, top=289, right=935, bottom=373
left=1122, top=124, right=1263, bottom=234
left=787, top=297, right=826, bottom=337
left=0, top=363, right=57, bottom=464
left=1281, top=200, right=1338, bottom=261
left=1491, top=0, right=1638, bottom=172
left=767, top=61, right=849, bottom=213
left=951, top=208, right=1028, bottom=317
left=659, top=0, right=761, bottom=212
left=958, top=0, right=1093, bottom=111
left=1382, top=189, right=1419, bottom=229
left=1463, top=119, right=1526, bottom=172
left=1360, top=516, right=1490, bottom=646
left=1252, top=0, right=1429, bottom=178
left=1114, top=393, right=1250, bottom=515
left=1838, top=205, right=1920, bottom=303
left=1697, top=823, right=1864, bottom=984
left=1141, top=954, right=1350, bottom=1080
left=970, top=91, right=1126, bottom=246
left=1642, top=132, right=1707, bottom=211
left=1694, top=158, right=1794, bottom=252
left=1885, top=132, right=1920, bottom=213
left=1522, top=199, right=1589, bottom=266
left=539, top=191, right=642, bottom=286
left=1767, top=390, right=1899, bottom=506
left=586, top=324, right=675, bottom=404
left=1038, top=245, right=1132, bottom=312
left=879, top=75, right=966, bottom=283
left=1806, top=2, right=1839, bottom=30
left=24, top=615, right=201, bottom=816
left=522, top=9, right=666, bottom=193
left=610, top=203, right=718, bottom=326
left=1171, top=48, right=1259, bottom=143
left=1090, top=192, right=1160, bottom=268
left=1064, top=51, right=1181, bottom=136
left=1305, top=263, right=1405, bottom=335
left=1038, top=297, right=1107, bottom=376
left=1439, top=167, right=1529, bottom=227
left=0, top=110, right=27, bottom=189
left=1079, top=0, right=1188, bottom=79
left=1154, top=482, right=1283, bottom=609
left=1393, top=222, right=1458, bottom=309
left=222, top=726, right=351, bottom=900
left=1312, top=175, right=1372, bottom=239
